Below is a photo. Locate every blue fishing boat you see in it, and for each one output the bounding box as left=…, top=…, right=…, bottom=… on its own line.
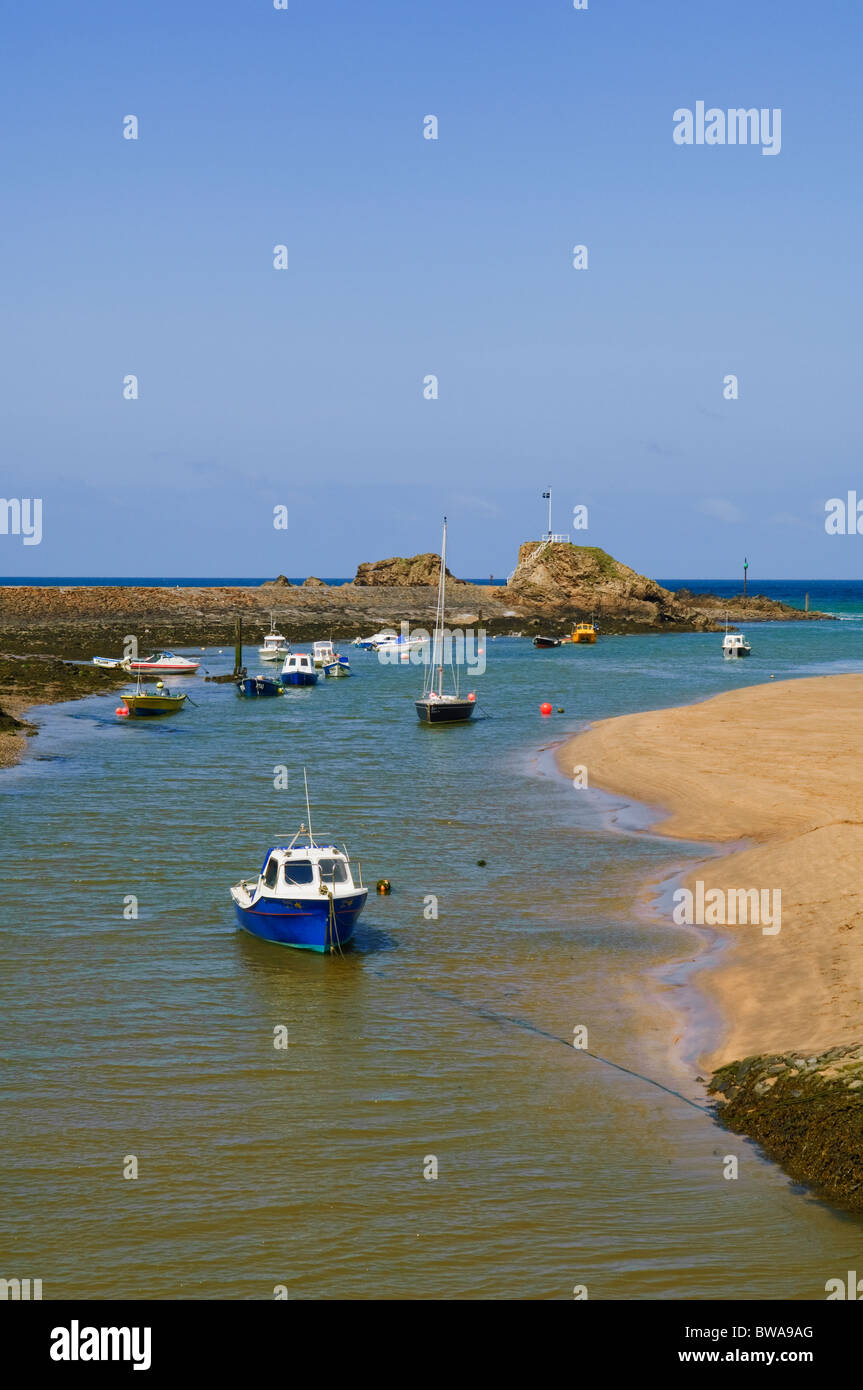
left=237, top=674, right=284, bottom=697
left=281, top=652, right=318, bottom=686
left=229, top=776, right=367, bottom=953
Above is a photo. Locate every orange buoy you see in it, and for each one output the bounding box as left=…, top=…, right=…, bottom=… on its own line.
left=467, top=692, right=476, bottom=702
left=116, top=707, right=128, bottom=717
left=540, top=702, right=553, bottom=716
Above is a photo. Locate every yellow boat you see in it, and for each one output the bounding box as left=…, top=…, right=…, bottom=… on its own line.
left=572, top=622, right=597, bottom=644
left=119, top=690, right=187, bottom=717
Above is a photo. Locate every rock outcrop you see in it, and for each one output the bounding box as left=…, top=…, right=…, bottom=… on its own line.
left=506, top=541, right=712, bottom=629
left=353, top=553, right=459, bottom=587
left=709, top=1045, right=863, bottom=1212
left=673, top=589, right=826, bottom=624
left=302, top=576, right=327, bottom=587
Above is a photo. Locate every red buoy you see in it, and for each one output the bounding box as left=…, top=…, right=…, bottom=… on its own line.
left=540, top=702, right=553, bottom=716
left=116, top=707, right=129, bottom=717
left=467, top=692, right=476, bottom=702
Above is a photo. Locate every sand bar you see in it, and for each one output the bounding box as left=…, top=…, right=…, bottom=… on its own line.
left=557, top=673, right=863, bottom=1070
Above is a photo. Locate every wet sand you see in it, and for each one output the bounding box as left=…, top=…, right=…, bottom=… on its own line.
left=557, top=674, right=863, bottom=1071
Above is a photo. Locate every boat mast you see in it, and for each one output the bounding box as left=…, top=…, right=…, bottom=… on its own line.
left=437, top=518, right=447, bottom=696
left=303, top=767, right=314, bottom=845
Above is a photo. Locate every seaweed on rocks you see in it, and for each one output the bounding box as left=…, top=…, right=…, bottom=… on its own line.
left=708, top=1044, right=863, bottom=1211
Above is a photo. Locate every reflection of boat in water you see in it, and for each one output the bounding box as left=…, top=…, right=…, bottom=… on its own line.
left=230, top=774, right=367, bottom=953
left=415, top=518, right=476, bottom=725
left=323, top=656, right=352, bottom=677
left=237, top=674, right=284, bottom=697
left=259, top=616, right=290, bottom=662
left=281, top=652, right=318, bottom=686
left=533, top=635, right=561, bottom=649
left=126, top=650, right=200, bottom=674
left=572, top=622, right=597, bottom=644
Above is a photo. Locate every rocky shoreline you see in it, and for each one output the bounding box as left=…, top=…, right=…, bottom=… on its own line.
left=0, top=542, right=827, bottom=769
left=0, top=543, right=825, bottom=660
left=709, top=1045, right=863, bottom=1212
left=0, top=656, right=130, bottom=767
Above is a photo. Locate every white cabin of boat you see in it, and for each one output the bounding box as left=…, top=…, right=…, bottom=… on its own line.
left=282, top=652, right=315, bottom=675
left=233, top=836, right=362, bottom=908
left=313, top=641, right=336, bottom=667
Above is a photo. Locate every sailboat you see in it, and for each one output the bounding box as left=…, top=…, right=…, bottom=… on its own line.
left=414, top=517, right=476, bottom=725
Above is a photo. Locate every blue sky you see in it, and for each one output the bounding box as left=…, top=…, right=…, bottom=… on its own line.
left=1, top=0, right=861, bottom=580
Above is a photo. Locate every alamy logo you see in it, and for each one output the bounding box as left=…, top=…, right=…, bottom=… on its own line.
left=673, top=102, right=782, bottom=156
left=826, top=1271, right=863, bottom=1299
left=50, top=1321, right=152, bottom=1372
left=825, top=494, right=863, bottom=534
left=0, top=1277, right=42, bottom=1299
left=0, top=497, right=42, bottom=545
left=672, top=881, right=781, bottom=935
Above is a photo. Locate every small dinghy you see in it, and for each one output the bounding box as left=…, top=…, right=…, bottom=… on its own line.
left=230, top=774, right=368, bottom=953
left=93, top=655, right=128, bottom=669
left=237, top=674, right=284, bottom=697
left=533, top=636, right=561, bottom=649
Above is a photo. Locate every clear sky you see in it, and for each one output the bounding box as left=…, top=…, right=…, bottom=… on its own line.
left=1, top=0, right=861, bottom=580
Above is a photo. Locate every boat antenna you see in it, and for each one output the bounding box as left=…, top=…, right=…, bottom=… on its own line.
left=303, top=767, right=314, bottom=845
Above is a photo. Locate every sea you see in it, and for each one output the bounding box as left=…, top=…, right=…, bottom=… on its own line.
left=2, top=586, right=863, bottom=1299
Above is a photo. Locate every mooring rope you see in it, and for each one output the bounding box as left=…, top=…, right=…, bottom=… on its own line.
left=365, top=968, right=710, bottom=1114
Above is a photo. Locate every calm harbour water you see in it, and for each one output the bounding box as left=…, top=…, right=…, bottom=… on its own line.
left=3, top=611, right=863, bottom=1300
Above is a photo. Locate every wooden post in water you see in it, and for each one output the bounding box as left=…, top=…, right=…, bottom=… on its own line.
left=805, top=592, right=809, bottom=612
left=233, top=617, right=243, bottom=676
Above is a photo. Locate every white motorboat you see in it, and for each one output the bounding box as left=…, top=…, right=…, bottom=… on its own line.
left=312, top=640, right=337, bottom=668
left=722, top=631, right=751, bottom=658
left=353, top=628, right=399, bottom=649
left=125, top=650, right=200, bottom=674
left=375, top=632, right=430, bottom=660
left=259, top=615, right=290, bottom=662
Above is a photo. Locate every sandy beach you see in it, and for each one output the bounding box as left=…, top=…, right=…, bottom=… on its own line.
left=558, top=673, right=863, bottom=1072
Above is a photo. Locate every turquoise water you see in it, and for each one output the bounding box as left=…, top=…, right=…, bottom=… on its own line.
left=2, top=616, right=863, bottom=1299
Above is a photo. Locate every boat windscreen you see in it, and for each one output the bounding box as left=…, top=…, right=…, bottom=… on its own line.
left=282, top=861, right=315, bottom=885
left=317, top=859, right=348, bottom=884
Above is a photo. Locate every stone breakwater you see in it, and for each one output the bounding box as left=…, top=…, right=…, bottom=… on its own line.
left=709, top=1045, right=863, bottom=1211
